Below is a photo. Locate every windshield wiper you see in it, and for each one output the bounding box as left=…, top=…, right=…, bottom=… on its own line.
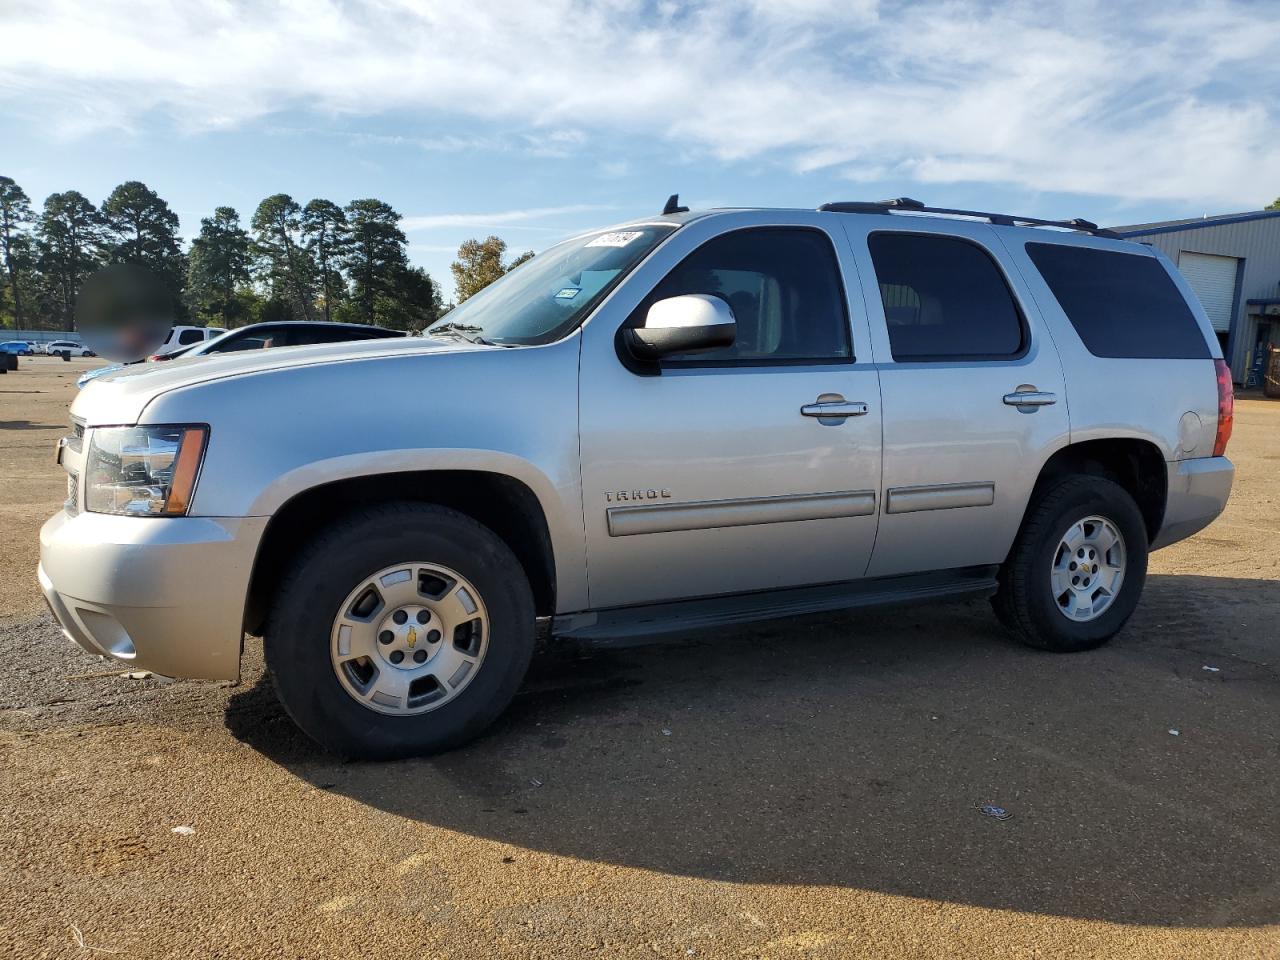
left=426, top=322, right=495, bottom=346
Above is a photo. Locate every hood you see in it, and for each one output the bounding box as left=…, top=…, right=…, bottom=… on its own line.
left=71, top=336, right=482, bottom=426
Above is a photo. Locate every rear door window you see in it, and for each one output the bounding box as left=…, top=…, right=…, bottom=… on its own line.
left=1025, top=243, right=1211, bottom=359
left=867, top=233, right=1025, bottom=361
left=177, top=329, right=205, bottom=345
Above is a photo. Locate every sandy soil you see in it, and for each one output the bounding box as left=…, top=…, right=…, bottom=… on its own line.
left=1, top=355, right=1277, bottom=959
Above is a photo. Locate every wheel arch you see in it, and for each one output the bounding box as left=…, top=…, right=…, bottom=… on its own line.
left=1025, top=438, right=1167, bottom=545
left=243, top=469, right=559, bottom=636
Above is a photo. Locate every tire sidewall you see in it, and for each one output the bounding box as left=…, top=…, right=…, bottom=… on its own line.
left=1023, top=481, right=1148, bottom=648
left=266, top=507, right=535, bottom=758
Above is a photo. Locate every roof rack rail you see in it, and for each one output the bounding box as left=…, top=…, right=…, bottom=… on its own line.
left=816, top=197, right=1120, bottom=238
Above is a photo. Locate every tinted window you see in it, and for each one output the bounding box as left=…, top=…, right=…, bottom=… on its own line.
left=178, top=329, right=205, bottom=345
left=1026, top=243, right=1210, bottom=360
left=291, top=328, right=347, bottom=345
left=643, top=228, right=851, bottom=363
left=216, top=338, right=267, bottom=353
left=300, top=326, right=402, bottom=345
left=868, top=233, right=1025, bottom=361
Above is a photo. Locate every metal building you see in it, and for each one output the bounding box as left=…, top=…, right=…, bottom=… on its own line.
left=1110, top=210, right=1280, bottom=386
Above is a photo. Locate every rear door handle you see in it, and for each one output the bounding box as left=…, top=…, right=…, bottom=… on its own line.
left=801, top=397, right=869, bottom=419
left=1003, top=390, right=1056, bottom=407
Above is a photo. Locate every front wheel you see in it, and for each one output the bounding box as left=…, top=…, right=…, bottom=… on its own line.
left=993, top=475, right=1149, bottom=652
left=265, top=503, right=536, bottom=758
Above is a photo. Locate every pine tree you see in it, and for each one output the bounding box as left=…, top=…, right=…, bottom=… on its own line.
left=302, top=199, right=350, bottom=322
left=187, top=207, right=252, bottom=327
left=0, top=176, right=35, bottom=327
left=343, top=199, right=408, bottom=324
left=101, top=181, right=185, bottom=309
left=37, top=191, right=104, bottom=331
left=251, top=194, right=315, bottom=321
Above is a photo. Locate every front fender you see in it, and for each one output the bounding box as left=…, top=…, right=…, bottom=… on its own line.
left=247, top=447, right=587, bottom=611
left=138, top=337, right=588, bottom=610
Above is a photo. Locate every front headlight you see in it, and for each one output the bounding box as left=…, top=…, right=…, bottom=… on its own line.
left=85, top=425, right=208, bottom=516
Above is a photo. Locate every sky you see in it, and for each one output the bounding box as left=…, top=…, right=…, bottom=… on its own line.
left=2, top=0, right=1278, bottom=299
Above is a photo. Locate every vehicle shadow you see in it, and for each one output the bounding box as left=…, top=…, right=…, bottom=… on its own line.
left=0, top=420, right=61, bottom=430
left=226, top=573, right=1280, bottom=926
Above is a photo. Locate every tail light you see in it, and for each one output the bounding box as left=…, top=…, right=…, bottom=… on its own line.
left=1213, top=359, right=1233, bottom=457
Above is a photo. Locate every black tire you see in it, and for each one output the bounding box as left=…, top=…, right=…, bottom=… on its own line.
left=264, top=502, right=536, bottom=759
left=993, top=475, right=1148, bottom=652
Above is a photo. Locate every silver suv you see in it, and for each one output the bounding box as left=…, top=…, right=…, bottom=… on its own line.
left=41, top=199, right=1235, bottom=757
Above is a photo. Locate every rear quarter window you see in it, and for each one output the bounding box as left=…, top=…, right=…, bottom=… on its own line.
left=1025, top=243, right=1210, bottom=360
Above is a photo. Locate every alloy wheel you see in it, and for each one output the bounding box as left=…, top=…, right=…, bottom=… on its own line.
left=329, top=562, right=489, bottom=715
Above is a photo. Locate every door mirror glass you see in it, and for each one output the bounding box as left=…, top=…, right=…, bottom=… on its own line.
left=627, top=294, right=736, bottom=360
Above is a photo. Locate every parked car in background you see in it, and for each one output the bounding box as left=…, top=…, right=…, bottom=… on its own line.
left=0, top=340, right=34, bottom=355
left=151, top=321, right=405, bottom=361
left=42, top=199, right=1234, bottom=759
left=149, top=325, right=225, bottom=360
left=78, top=321, right=407, bottom=387
left=42, top=340, right=94, bottom=357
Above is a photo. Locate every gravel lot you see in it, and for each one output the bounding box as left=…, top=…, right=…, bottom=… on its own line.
left=2, top=354, right=1277, bottom=959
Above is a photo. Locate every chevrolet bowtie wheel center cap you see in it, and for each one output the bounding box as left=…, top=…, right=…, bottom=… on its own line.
left=376, top=604, right=443, bottom=668
left=1051, top=516, right=1126, bottom=623
left=330, top=562, right=491, bottom=716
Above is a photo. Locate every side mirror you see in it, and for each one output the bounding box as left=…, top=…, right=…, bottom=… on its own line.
left=626, top=294, right=736, bottom=360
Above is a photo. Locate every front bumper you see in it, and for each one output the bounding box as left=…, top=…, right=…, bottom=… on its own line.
left=39, top=510, right=268, bottom=681
left=1151, top=456, right=1234, bottom=550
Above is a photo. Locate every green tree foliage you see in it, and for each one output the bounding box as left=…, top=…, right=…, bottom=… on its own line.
left=373, top=265, right=443, bottom=331
left=37, top=191, right=104, bottom=331
left=187, top=207, right=253, bottom=327
left=302, top=199, right=350, bottom=322
left=251, top=194, right=315, bottom=321
left=1267, top=197, right=1280, bottom=211
left=343, top=198, right=408, bottom=324
left=451, top=235, right=534, bottom=302
left=101, top=181, right=185, bottom=313
left=5, top=180, right=447, bottom=333
left=0, top=176, right=35, bottom=327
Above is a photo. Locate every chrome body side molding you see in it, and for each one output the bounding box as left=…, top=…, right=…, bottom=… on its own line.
left=606, top=489, right=876, bottom=537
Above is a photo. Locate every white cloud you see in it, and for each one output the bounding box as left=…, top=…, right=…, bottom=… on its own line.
left=266, top=126, right=502, bottom=153
left=401, top=204, right=618, bottom=232
left=2, top=0, right=1277, bottom=205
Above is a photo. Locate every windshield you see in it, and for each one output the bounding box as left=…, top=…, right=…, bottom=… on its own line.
left=427, top=224, right=677, bottom=345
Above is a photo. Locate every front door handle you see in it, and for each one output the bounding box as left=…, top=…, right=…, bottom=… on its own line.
left=801, top=395, right=869, bottom=420
left=1003, top=389, right=1057, bottom=407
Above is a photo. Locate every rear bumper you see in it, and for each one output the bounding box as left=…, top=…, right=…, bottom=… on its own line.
left=38, top=510, right=268, bottom=681
left=1151, top=456, right=1234, bottom=550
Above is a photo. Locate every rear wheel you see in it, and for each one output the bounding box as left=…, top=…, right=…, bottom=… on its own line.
left=265, top=503, right=535, bottom=758
left=993, top=475, right=1149, bottom=652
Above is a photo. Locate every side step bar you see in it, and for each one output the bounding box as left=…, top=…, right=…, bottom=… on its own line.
left=551, top=566, right=1000, bottom=646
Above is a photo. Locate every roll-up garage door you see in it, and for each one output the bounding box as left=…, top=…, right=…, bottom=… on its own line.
left=1178, top=251, right=1238, bottom=333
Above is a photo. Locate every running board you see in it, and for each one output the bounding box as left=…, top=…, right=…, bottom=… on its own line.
left=551, top=566, right=999, bottom=645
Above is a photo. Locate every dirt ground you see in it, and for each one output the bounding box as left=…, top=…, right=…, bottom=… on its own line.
left=1, top=354, right=1277, bottom=959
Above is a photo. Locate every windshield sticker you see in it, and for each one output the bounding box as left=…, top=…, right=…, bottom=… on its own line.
left=554, top=287, right=582, bottom=299
left=585, top=231, right=644, bottom=248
